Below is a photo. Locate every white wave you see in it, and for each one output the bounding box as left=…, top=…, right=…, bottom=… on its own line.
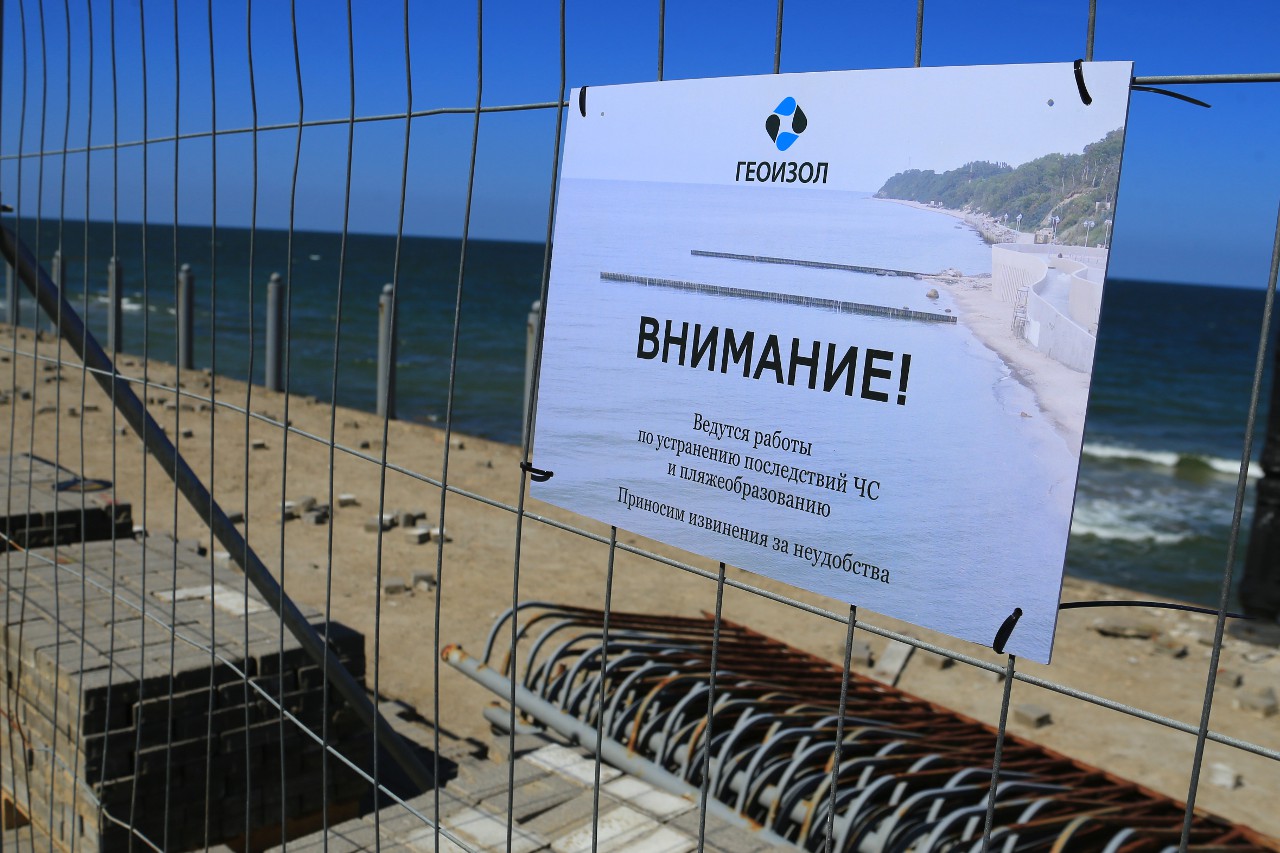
left=1082, top=442, right=1261, bottom=479
left=1070, top=519, right=1190, bottom=545
left=1070, top=497, right=1194, bottom=545
left=1206, top=456, right=1263, bottom=478
left=1082, top=442, right=1178, bottom=467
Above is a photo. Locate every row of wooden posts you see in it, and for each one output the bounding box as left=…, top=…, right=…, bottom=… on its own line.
left=4, top=252, right=546, bottom=445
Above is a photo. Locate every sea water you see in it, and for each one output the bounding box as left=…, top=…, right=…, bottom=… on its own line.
left=1, top=214, right=1266, bottom=609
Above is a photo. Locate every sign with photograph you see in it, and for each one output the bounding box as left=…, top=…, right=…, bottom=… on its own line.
left=532, top=62, right=1132, bottom=663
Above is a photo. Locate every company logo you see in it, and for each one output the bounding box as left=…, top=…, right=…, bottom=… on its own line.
left=765, top=97, right=808, bottom=151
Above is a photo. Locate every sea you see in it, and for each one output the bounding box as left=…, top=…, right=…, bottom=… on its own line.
left=2, top=215, right=1269, bottom=611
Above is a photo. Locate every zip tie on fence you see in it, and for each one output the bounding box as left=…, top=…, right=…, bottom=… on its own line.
left=1130, top=83, right=1213, bottom=108
left=1060, top=599, right=1252, bottom=619
left=1074, top=59, right=1093, bottom=105
left=992, top=607, right=1022, bottom=653
left=520, top=461, right=554, bottom=482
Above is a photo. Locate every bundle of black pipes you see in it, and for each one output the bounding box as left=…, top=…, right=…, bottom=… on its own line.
left=447, top=603, right=1277, bottom=853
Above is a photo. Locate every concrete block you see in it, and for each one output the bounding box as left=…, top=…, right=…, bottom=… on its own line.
left=1209, top=761, right=1241, bottom=790
left=521, top=795, right=603, bottom=840
left=1092, top=619, right=1157, bottom=639
left=601, top=776, right=692, bottom=820
left=847, top=639, right=873, bottom=667
left=450, top=757, right=547, bottom=803
left=293, top=496, right=317, bottom=513
left=396, top=510, right=419, bottom=529
left=872, top=641, right=913, bottom=685
left=1216, top=668, right=1244, bottom=689
left=552, top=805, right=655, bottom=853
left=226, top=510, right=245, bottom=525
left=1012, top=703, right=1052, bottom=728
left=917, top=651, right=954, bottom=670
left=250, top=439, right=268, bottom=450
left=412, top=572, right=437, bottom=591
left=479, top=771, right=577, bottom=821
left=365, top=516, right=393, bottom=533
left=1151, top=637, right=1188, bottom=658
left=444, top=805, right=546, bottom=853
left=526, top=743, right=620, bottom=786
left=382, top=577, right=410, bottom=597
left=430, top=527, right=451, bottom=543
left=303, top=509, right=329, bottom=526
left=180, top=428, right=194, bottom=439
left=1234, top=686, right=1278, bottom=717
left=338, top=493, right=359, bottom=507
left=610, top=825, right=697, bottom=853
left=405, top=527, right=431, bottom=545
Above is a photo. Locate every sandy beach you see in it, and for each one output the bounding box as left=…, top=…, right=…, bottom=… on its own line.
left=2, top=324, right=1278, bottom=838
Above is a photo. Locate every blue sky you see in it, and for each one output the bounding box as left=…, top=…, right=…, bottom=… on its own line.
left=1, top=0, right=1278, bottom=287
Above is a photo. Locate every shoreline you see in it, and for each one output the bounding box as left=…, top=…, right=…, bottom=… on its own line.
left=876, top=196, right=1092, bottom=454
left=933, top=270, right=1092, bottom=455
left=876, top=195, right=1033, bottom=245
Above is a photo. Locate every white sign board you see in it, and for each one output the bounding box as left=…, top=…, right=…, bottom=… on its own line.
left=532, top=62, right=1132, bottom=663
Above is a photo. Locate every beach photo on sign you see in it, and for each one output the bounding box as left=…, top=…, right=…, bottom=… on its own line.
left=533, top=62, right=1133, bottom=663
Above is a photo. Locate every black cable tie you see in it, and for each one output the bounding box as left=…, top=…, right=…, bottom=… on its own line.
left=578, top=86, right=588, bottom=117
left=1073, top=59, right=1093, bottom=106
left=1059, top=599, right=1250, bottom=619
left=520, top=461, right=554, bottom=482
left=1130, top=84, right=1212, bottom=109
left=993, top=607, right=1022, bottom=654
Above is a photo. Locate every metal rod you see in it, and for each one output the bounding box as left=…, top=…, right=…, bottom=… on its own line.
left=2, top=70, right=1280, bottom=168
left=0, top=221, right=436, bottom=794
left=0, top=101, right=570, bottom=164
left=1132, top=73, right=1280, bottom=85
left=1085, top=0, right=1096, bottom=62
left=443, top=644, right=792, bottom=848
left=915, top=0, right=924, bottom=67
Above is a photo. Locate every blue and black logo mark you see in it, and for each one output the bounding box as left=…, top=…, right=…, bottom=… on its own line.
left=765, top=97, right=807, bottom=151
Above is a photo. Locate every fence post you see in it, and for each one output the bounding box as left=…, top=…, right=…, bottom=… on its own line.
left=377, top=282, right=397, bottom=420
left=107, top=256, right=123, bottom=354
left=177, top=263, right=194, bottom=371
left=50, top=248, right=64, bottom=333
left=5, top=262, right=17, bottom=327
left=265, top=271, right=284, bottom=392
left=523, top=299, right=542, bottom=449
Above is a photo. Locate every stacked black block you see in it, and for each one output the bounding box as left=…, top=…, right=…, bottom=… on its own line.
left=0, top=539, right=369, bottom=852
left=0, top=454, right=133, bottom=550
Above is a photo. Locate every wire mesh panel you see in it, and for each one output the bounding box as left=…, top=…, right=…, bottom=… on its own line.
left=0, top=2, right=1279, bottom=852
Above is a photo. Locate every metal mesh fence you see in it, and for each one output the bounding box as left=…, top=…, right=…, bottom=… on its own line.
left=1, top=2, right=1278, bottom=852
